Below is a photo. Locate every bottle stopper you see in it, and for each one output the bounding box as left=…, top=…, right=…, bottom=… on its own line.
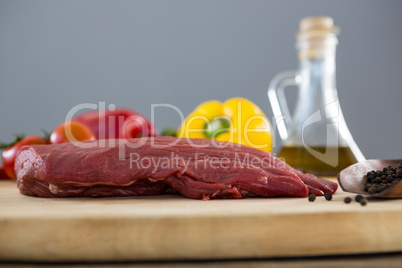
left=299, top=16, right=339, bottom=35
left=297, top=16, right=339, bottom=59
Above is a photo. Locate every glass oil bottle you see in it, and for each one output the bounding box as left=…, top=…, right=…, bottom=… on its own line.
left=268, top=17, right=365, bottom=176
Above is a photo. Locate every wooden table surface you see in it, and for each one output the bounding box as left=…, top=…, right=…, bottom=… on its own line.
left=1, top=178, right=402, bottom=265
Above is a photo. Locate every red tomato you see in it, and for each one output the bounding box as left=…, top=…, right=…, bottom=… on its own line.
left=1, top=135, right=47, bottom=180
left=120, top=115, right=150, bottom=138
left=73, top=108, right=158, bottom=139
left=50, top=121, right=97, bottom=144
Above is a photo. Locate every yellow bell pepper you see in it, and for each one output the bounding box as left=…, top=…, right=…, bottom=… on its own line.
left=177, top=98, right=272, bottom=152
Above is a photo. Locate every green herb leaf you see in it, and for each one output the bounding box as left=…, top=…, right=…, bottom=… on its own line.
left=41, top=129, right=51, bottom=143
left=0, top=134, right=25, bottom=149
left=161, top=127, right=177, bottom=137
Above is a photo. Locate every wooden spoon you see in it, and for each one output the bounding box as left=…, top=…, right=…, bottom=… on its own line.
left=337, top=159, right=402, bottom=198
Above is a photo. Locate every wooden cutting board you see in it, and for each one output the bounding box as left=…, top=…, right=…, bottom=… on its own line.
left=1, top=179, right=402, bottom=262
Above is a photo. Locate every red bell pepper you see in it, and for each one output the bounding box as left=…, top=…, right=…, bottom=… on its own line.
left=73, top=108, right=158, bottom=139
left=0, top=168, right=10, bottom=180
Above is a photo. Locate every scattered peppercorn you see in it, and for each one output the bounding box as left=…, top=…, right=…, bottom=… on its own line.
left=324, top=192, right=332, bottom=201
left=344, top=197, right=352, bottom=204
left=308, top=194, right=316, bottom=202
left=364, top=164, right=402, bottom=194
left=359, top=198, right=368, bottom=206
left=355, top=194, right=364, bottom=202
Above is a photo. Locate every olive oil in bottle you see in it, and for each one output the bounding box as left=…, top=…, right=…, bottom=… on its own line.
left=277, top=146, right=358, bottom=176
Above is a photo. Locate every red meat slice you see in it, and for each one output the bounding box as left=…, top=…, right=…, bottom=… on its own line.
left=15, top=137, right=336, bottom=199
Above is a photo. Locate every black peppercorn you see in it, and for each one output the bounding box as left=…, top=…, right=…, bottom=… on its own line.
left=355, top=194, right=364, bottom=202
left=324, top=192, right=332, bottom=201
left=344, top=197, right=352, bottom=204
left=364, top=184, right=370, bottom=192
left=308, top=194, right=316, bottom=202
left=364, top=164, right=402, bottom=194
left=360, top=198, right=368, bottom=206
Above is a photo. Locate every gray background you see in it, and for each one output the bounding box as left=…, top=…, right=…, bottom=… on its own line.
left=0, top=0, right=401, bottom=160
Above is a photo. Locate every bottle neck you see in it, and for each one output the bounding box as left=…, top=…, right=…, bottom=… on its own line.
left=296, top=35, right=339, bottom=106
left=299, top=46, right=337, bottom=98
left=290, top=35, right=341, bottom=146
